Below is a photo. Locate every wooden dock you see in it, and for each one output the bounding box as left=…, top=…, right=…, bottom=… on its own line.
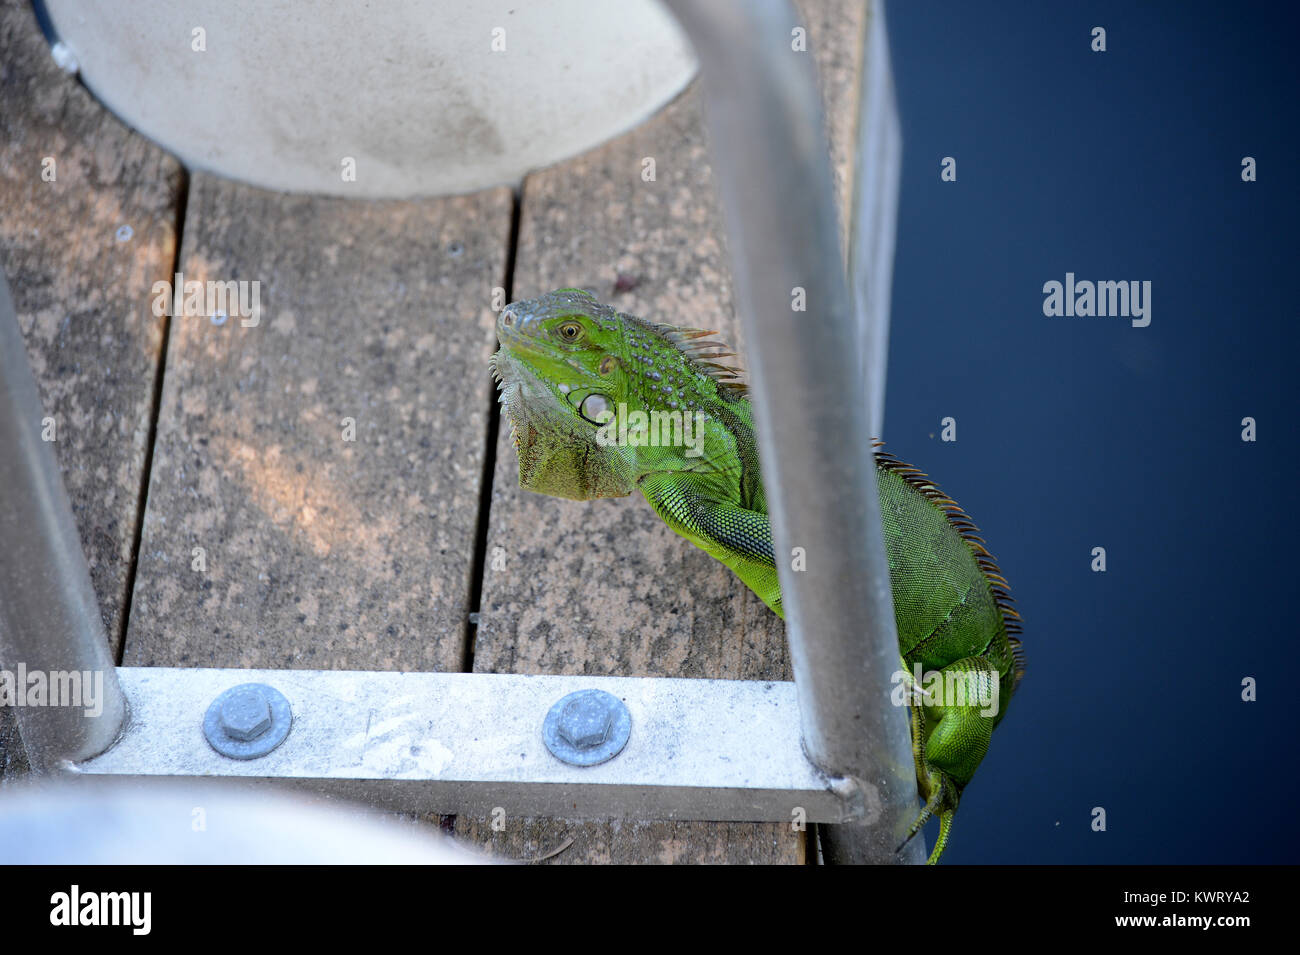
left=0, top=0, right=867, bottom=863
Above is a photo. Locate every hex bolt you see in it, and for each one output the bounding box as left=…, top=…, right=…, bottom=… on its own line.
left=219, top=687, right=272, bottom=741
left=203, top=683, right=292, bottom=760
left=542, top=689, right=631, bottom=767
left=557, top=694, right=615, bottom=750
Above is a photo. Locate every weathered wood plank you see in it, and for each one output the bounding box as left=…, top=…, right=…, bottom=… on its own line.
left=0, top=0, right=183, bottom=664
left=122, top=174, right=512, bottom=671
left=460, top=0, right=865, bottom=863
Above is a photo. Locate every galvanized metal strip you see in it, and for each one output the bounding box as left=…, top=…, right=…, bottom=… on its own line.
left=76, top=668, right=848, bottom=823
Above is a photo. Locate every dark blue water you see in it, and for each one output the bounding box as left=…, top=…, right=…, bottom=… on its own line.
left=885, top=0, right=1297, bottom=863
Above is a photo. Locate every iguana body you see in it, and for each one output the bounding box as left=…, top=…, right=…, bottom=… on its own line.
left=491, top=288, right=1024, bottom=863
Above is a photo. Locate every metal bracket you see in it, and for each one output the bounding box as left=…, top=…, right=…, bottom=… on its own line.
left=76, top=667, right=853, bottom=824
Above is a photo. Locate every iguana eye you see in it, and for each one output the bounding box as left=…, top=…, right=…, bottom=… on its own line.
left=557, top=321, right=583, bottom=342
left=579, top=393, right=613, bottom=425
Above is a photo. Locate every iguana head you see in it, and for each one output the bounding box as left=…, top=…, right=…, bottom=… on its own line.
left=490, top=288, right=747, bottom=500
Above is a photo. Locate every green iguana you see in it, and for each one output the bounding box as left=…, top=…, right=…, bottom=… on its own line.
left=490, top=288, right=1024, bottom=864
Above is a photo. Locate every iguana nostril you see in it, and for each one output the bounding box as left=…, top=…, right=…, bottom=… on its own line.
left=501, top=309, right=516, bottom=327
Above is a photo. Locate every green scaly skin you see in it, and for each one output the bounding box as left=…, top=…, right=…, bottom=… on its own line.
left=490, top=288, right=1025, bottom=864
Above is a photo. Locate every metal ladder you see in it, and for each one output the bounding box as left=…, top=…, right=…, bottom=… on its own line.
left=0, top=0, right=917, bottom=863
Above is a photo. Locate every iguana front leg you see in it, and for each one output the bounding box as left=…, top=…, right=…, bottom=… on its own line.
left=637, top=472, right=783, bottom=617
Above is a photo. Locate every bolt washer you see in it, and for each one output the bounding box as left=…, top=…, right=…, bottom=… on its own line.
left=542, top=689, right=631, bottom=767
left=203, top=683, right=292, bottom=760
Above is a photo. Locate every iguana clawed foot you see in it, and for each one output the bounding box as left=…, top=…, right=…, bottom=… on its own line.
left=898, top=767, right=958, bottom=865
